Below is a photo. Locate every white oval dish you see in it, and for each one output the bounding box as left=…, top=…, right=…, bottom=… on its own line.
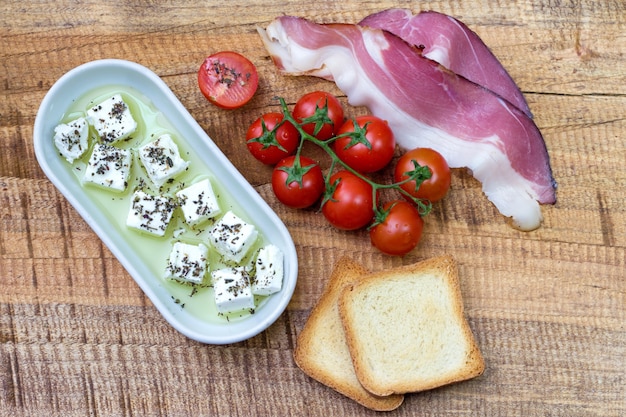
left=33, top=59, right=298, bottom=344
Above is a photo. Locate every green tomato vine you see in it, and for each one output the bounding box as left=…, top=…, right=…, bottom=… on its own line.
left=269, top=96, right=434, bottom=227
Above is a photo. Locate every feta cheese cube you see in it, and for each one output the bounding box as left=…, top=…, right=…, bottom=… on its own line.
left=54, top=117, right=89, bottom=163
left=165, top=242, right=209, bottom=284
left=87, top=94, right=137, bottom=143
left=211, top=267, right=255, bottom=314
left=126, top=190, right=175, bottom=237
left=138, top=134, right=189, bottom=188
left=252, top=244, right=284, bottom=296
left=208, top=211, right=258, bottom=263
left=83, top=143, right=132, bottom=192
left=176, top=178, right=221, bottom=226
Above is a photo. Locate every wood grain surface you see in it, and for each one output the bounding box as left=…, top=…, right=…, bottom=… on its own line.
left=1, top=0, right=624, bottom=416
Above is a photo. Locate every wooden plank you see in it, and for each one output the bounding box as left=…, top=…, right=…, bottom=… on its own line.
left=0, top=0, right=624, bottom=415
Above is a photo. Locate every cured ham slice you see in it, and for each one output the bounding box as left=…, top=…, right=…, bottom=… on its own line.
left=258, top=16, right=556, bottom=230
left=359, top=9, right=533, bottom=118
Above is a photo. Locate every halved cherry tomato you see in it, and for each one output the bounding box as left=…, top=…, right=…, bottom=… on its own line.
left=271, top=155, right=324, bottom=209
left=394, top=148, right=451, bottom=203
left=198, top=51, right=259, bottom=109
left=370, top=200, right=424, bottom=256
left=334, top=115, right=396, bottom=173
left=292, top=91, right=345, bottom=141
left=322, top=170, right=374, bottom=230
left=246, top=113, right=300, bottom=165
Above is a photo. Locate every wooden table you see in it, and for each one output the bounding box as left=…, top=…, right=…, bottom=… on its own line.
left=1, top=1, right=624, bottom=416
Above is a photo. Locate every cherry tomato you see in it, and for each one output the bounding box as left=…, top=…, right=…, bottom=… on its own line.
left=370, top=200, right=424, bottom=256
left=322, top=170, right=374, bottom=230
left=246, top=113, right=300, bottom=165
left=272, top=155, right=324, bottom=209
left=394, top=148, right=451, bottom=203
left=292, top=91, right=345, bottom=141
left=334, top=116, right=396, bottom=173
left=198, top=51, right=259, bottom=109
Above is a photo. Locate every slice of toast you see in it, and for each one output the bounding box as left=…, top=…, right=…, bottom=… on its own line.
left=338, top=255, right=485, bottom=396
left=293, top=258, right=404, bottom=411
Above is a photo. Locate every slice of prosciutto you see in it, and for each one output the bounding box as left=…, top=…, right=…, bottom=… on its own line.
left=359, top=9, right=533, bottom=118
left=258, top=16, right=556, bottom=230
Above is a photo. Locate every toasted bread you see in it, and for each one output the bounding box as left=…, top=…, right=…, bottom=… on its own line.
left=338, top=255, right=485, bottom=396
left=293, top=258, right=404, bottom=411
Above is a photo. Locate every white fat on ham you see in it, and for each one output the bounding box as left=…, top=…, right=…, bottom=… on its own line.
left=258, top=16, right=556, bottom=231
left=387, top=107, right=544, bottom=229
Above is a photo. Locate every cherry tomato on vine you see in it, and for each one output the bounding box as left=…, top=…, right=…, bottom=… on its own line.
left=369, top=200, right=424, bottom=256
left=246, top=113, right=300, bottom=165
left=322, top=170, right=375, bottom=230
left=394, top=148, right=451, bottom=203
left=334, top=115, right=396, bottom=173
left=292, top=91, right=345, bottom=141
left=198, top=51, right=259, bottom=109
left=271, top=155, right=324, bottom=209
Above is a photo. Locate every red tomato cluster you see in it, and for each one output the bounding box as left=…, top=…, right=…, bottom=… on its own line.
left=196, top=50, right=451, bottom=256
left=244, top=91, right=451, bottom=256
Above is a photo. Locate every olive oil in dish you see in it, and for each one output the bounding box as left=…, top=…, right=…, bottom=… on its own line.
left=56, top=85, right=277, bottom=323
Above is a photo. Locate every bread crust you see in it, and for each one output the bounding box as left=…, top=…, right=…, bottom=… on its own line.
left=338, top=255, right=485, bottom=396
left=293, top=257, right=404, bottom=411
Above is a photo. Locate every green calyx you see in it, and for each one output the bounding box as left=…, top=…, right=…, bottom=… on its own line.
left=277, top=157, right=316, bottom=189
left=248, top=117, right=288, bottom=152
left=297, top=99, right=334, bottom=136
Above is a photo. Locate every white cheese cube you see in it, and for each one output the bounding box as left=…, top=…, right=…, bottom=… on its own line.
left=54, top=117, right=89, bottom=163
left=126, top=190, right=175, bottom=237
left=165, top=242, right=209, bottom=284
left=87, top=94, right=137, bottom=143
left=209, top=211, right=258, bottom=263
left=138, top=134, right=189, bottom=188
left=83, top=143, right=132, bottom=192
left=252, top=244, right=284, bottom=296
left=176, top=178, right=221, bottom=226
left=211, top=267, right=256, bottom=314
